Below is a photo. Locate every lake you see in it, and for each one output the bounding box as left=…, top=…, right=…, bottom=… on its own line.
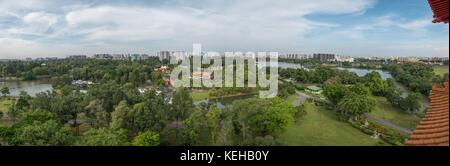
left=0, top=80, right=53, bottom=97
left=334, top=67, right=393, bottom=80
left=257, top=62, right=310, bottom=70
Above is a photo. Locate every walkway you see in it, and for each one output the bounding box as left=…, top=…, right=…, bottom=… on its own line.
left=364, top=113, right=412, bottom=134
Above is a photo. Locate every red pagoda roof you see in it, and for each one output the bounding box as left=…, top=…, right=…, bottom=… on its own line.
left=428, top=0, right=449, bottom=23
left=405, top=82, right=449, bottom=146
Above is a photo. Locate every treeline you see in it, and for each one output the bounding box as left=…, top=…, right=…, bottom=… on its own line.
left=0, top=85, right=301, bottom=146
left=384, top=63, right=447, bottom=95
left=280, top=66, right=360, bottom=84
left=280, top=66, right=423, bottom=114
left=0, top=58, right=163, bottom=86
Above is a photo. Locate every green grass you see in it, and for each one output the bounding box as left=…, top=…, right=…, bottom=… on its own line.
left=279, top=102, right=386, bottom=146
left=286, top=94, right=298, bottom=106
left=190, top=90, right=210, bottom=101
left=0, top=98, right=14, bottom=127
left=370, top=97, right=421, bottom=130
left=0, top=120, right=13, bottom=127
left=434, top=66, right=449, bottom=76
left=0, top=98, right=13, bottom=114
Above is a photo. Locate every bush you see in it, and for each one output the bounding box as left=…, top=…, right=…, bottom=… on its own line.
left=294, top=84, right=306, bottom=91
left=132, top=131, right=160, bottom=146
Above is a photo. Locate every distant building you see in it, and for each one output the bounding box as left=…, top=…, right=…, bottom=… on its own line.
left=130, top=54, right=149, bottom=61
left=68, top=55, right=87, bottom=60
left=397, top=57, right=420, bottom=63
left=157, top=51, right=171, bottom=61
left=313, top=53, right=336, bottom=62
left=35, top=57, right=58, bottom=61
left=282, top=53, right=311, bottom=60
left=172, top=51, right=191, bottom=61
left=112, top=54, right=129, bottom=60
left=93, top=54, right=113, bottom=60
left=335, top=55, right=354, bottom=63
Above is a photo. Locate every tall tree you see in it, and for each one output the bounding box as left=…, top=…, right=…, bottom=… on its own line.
left=75, top=128, right=129, bottom=146
left=132, top=131, right=160, bottom=146
left=13, top=120, right=74, bottom=146
left=1, top=87, right=10, bottom=97
left=338, top=93, right=376, bottom=119
left=110, top=101, right=130, bottom=129
left=171, top=88, right=193, bottom=143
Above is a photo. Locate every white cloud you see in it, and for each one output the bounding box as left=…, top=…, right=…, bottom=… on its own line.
left=62, top=0, right=372, bottom=45
left=1, top=11, right=60, bottom=37
left=1, top=0, right=448, bottom=58
left=0, top=38, right=47, bottom=58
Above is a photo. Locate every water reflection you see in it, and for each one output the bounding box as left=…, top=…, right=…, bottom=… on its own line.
left=0, top=80, right=53, bottom=97
left=335, top=67, right=392, bottom=80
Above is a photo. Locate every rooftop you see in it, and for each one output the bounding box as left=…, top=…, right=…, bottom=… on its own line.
left=405, top=82, right=449, bottom=146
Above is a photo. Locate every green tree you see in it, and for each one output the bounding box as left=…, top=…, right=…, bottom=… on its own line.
left=132, top=131, right=160, bottom=146
left=205, top=107, right=220, bottom=145
left=110, top=101, right=130, bottom=129
left=1, top=87, right=10, bottom=97
left=171, top=88, right=193, bottom=142
left=85, top=99, right=110, bottom=128
left=51, top=93, right=84, bottom=134
left=350, top=83, right=371, bottom=96
left=181, top=118, right=200, bottom=146
left=364, top=72, right=389, bottom=96
left=17, top=109, right=58, bottom=125
left=249, top=98, right=297, bottom=136
left=13, top=120, right=74, bottom=146
left=400, top=92, right=422, bottom=112
left=15, top=91, right=31, bottom=111
left=75, top=128, right=129, bottom=146
left=323, top=83, right=349, bottom=104
left=338, top=93, right=375, bottom=118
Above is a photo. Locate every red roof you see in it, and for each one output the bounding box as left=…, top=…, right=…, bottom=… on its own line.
left=405, top=82, right=449, bottom=146
left=428, top=0, right=449, bottom=23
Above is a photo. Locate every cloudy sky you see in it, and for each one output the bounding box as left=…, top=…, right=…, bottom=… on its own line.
left=0, top=0, right=448, bottom=59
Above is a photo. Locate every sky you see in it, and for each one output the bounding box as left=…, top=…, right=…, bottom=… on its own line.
left=0, top=0, right=448, bottom=59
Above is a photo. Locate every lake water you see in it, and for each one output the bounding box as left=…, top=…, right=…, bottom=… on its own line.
left=0, top=80, right=53, bottom=97
left=334, top=67, right=393, bottom=80
left=257, top=62, right=309, bottom=70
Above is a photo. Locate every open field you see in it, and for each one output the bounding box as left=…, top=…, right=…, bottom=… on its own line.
left=279, top=101, right=387, bottom=146
left=190, top=90, right=210, bottom=101
left=369, top=97, right=421, bottom=130
left=434, top=66, right=449, bottom=76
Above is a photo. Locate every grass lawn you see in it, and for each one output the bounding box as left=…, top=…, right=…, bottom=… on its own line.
left=0, top=98, right=14, bottom=127
left=286, top=94, right=298, bottom=106
left=279, top=101, right=387, bottom=146
left=434, top=66, right=449, bottom=76
left=370, top=97, right=421, bottom=130
left=0, top=98, right=13, bottom=114
left=190, top=90, right=210, bottom=101
left=0, top=120, right=13, bottom=127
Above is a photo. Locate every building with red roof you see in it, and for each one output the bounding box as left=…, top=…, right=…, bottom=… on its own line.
left=427, top=0, right=449, bottom=23
left=405, top=82, right=449, bottom=146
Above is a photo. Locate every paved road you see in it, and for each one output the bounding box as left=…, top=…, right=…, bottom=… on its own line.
left=364, top=113, right=413, bottom=134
